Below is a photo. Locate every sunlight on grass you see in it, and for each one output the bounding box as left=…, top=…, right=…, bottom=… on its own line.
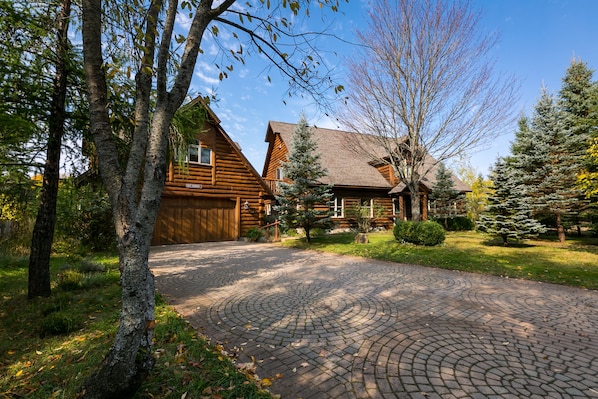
left=282, top=231, right=598, bottom=289
left=0, top=252, right=274, bottom=399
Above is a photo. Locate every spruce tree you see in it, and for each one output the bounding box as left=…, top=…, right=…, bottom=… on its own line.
left=510, top=88, right=585, bottom=242
left=430, top=163, right=464, bottom=229
left=478, top=159, right=545, bottom=245
left=274, top=116, right=333, bottom=243
left=559, top=59, right=597, bottom=141
left=559, top=59, right=597, bottom=218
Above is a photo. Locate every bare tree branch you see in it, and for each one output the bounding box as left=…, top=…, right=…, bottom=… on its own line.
left=338, top=0, right=519, bottom=221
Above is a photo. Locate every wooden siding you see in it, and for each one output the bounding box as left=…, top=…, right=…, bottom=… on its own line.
left=263, top=133, right=289, bottom=183
left=153, top=120, right=270, bottom=245
left=152, top=197, right=237, bottom=245
left=374, top=164, right=397, bottom=186
left=327, top=188, right=396, bottom=230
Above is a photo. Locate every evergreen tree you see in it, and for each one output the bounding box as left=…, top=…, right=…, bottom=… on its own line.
left=275, top=116, right=333, bottom=243
left=478, top=159, right=545, bottom=245
left=430, top=163, right=464, bottom=229
left=510, top=88, right=585, bottom=242
left=559, top=59, right=597, bottom=140
left=559, top=59, right=598, bottom=212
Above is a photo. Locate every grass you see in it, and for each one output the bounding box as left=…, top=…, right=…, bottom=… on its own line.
left=0, top=251, right=274, bottom=399
left=2, top=230, right=595, bottom=397
left=282, top=230, right=598, bottom=290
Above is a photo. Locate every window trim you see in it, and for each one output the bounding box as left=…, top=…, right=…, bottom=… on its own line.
left=276, top=167, right=284, bottom=180
left=188, top=139, right=212, bottom=166
left=360, top=198, right=374, bottom=218
left=330, top=197, right=344, bottom=218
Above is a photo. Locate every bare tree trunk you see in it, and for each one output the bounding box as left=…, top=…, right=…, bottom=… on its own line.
left=408, top=184, right=421, bottom=222
left=28, top=0, right=71, bottom=299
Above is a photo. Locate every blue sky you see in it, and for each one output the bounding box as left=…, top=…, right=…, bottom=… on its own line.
left=188, top=0, right=598, bottom=177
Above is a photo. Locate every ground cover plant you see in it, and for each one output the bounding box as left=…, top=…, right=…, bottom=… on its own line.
left=282, top=231, right=598, bottom=289
left=0, top=252, right=274, bottom=399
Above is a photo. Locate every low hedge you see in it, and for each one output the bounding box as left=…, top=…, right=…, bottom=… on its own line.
left=393, top=220, right=446, bottom=246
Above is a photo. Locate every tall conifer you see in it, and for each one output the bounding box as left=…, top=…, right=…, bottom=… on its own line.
left=510, top=88, right=584, bottom=242
left=478, top=159, right=545, bottom=245
left=275, top=116, right=333, bottom=243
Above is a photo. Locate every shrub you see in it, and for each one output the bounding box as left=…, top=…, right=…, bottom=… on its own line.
left=431, top=216, right=475, bottom=231
left=245, top=227, right=263, bottom=242
left=393, top=221, right=445, bottom=246
left=39, top=311, right=83, bottom=337
left=57, top=269, right=84, bottom=291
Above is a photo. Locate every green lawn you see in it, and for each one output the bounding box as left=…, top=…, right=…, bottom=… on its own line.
left=2, top=230, right=595, bottom=397
left=0, top=253, right=274, bottom=399
left=282, top=231, right=598, bottom=290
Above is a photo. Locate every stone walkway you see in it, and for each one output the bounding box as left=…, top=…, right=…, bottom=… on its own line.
left=149, top=241, right=598, bottom=399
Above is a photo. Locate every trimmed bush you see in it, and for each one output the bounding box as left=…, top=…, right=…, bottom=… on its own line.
left=393, top=221, right=446, bottom=246
left=245, top=227, right=263, bottom=242
left=431, top=216, right=475, bottom=231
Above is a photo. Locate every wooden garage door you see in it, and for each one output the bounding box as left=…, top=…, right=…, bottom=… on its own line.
left=152, top=197, right=237, bottom=245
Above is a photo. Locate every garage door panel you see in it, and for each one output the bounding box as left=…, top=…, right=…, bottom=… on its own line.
left=152, top=197, right=237, bottom=245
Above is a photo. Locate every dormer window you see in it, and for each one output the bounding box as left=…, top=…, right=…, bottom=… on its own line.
left=188, top=139, right=212, bottom=165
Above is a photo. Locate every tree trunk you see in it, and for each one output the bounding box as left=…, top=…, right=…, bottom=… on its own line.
left=28, top=0, right=71, bottom=299
left=80, top=235, right=156, bottom=399
left=409, top=184, right=422, bottom=222
left=556, top=212, right=566, bottom=243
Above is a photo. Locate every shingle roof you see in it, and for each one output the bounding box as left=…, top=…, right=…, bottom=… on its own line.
left=266, top=121, right=470, bottom=193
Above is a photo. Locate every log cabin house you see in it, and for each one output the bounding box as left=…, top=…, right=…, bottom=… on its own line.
left=262, top=121, right=470, bottom=230
left=151, top=98, right=274, bottom=245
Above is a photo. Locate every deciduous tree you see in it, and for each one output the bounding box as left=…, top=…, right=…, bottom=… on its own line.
left=79, top=1, right=345, bottom=397
left=339, top=0, right=517, bottom=221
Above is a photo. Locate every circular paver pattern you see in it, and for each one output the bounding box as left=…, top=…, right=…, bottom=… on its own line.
left=150, top=241, right=598, bottom=399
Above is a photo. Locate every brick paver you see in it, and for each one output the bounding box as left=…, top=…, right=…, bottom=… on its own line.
left=150, top=241, right=598, bottom=399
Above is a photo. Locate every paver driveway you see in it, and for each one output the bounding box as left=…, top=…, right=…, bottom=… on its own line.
left=150, top=241, right=598, bottom=399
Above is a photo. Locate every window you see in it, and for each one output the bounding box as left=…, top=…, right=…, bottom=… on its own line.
left=276, top=167, right=284, bottom=180
left=188, top=140, right=212, bottom=165
left=330, top=197, right=344, bottom=218
left=360, top=198, right=373, bottom=218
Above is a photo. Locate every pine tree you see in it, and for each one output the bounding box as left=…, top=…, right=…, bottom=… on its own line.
left=510, top=88, right=585, bottom=242
left=430, top=163, right=464, bottom=229
left=274, top=116, right=333, bottom=243
left=478, top=159, right=545, bottom=245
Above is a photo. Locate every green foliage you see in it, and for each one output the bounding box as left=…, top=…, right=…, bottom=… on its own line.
left=54, top=178, right=115, bottom=251
left=393, top=220, right=446, bottom=246
left=245, top=227, right=263, bottom=242
left=346, top=201, right=384, bottom=233
left=169, top=101, right=210, bottom=171
left=430, top=216, right=474, bottom=231
left=478, top=159, right=546, bottom=245
left=275, top=116, right=333, bottom=243
left=429, top=163, right=465, bottom=227
left=39, top=311, right=84, bottom=337
left=57, top=269, right=85, bottom=291
left=0, top=251, right=273, bottom=398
